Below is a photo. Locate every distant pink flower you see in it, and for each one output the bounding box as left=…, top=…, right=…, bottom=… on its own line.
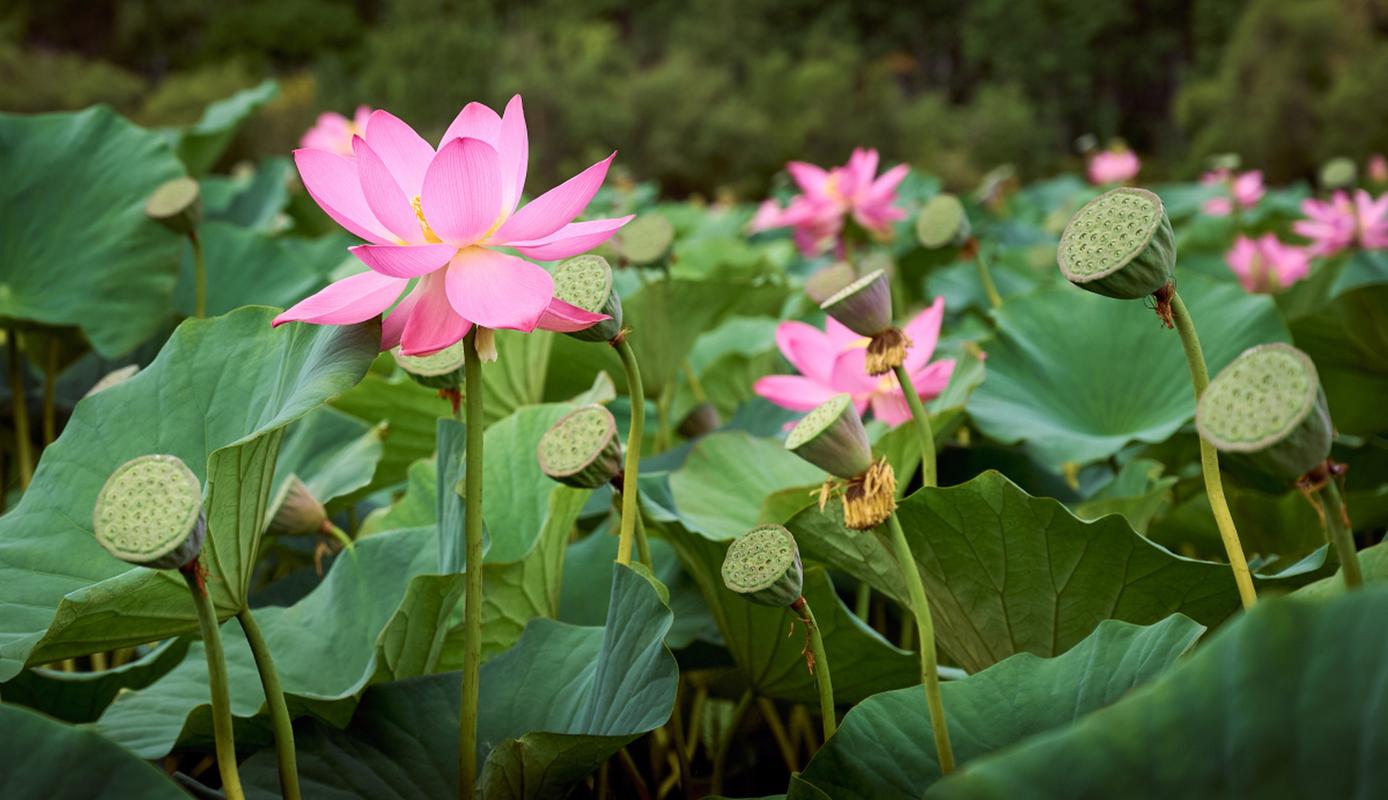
left=1370, top=154, right=1388, bottom=185
left=751, top=148, right=909, bottom=256
left=755, top=298, right=955, bottom=426
left=276, top=96, right=631, bottom=355
left=1225, top=235, right=1311, bottom=293
left=1087, top=150, right=1140, bottom=185
left=1292, top=190, right=1388, bottom=257
left=300, top=106, right=373, bottom=157
left=1201, top=169, right=1264, bottom=216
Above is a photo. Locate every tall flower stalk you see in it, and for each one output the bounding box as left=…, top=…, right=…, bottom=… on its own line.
left=885, top=511, right=952, bottom=772
left=184, top=566, right=245, bottom=800
left=614, top=335, right=646, bottom=566
left=459, top=328, right=486, bottom=799
left=236, top=608, right=300, bottom=800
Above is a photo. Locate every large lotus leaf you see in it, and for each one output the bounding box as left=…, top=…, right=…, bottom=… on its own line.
left=271, top=406, right=385, bottom=509
left=790, top=615, right=1204, bottom=799
left=0, top=703, right=185, bottom=800
left=0, top=308, right=378, bottom=680
left=967, top=272, right=1290, bottom=466
left=786, top=470, right=1323, bottom=673
left=662, top=520, right=919, bottom=706
left=0, top=638, right=188, bottom=724
left=927, top=588, right=1388, bottom=798
left=240, top=564, right=678, bottom=800
left=668, top=431, right=825, bottom=541
left=169, top=80, right=279, bottom=176
left=0, top=106, right=186, bottom=357
left=1289, top=283, right=1388, bottom=435
left=91, top=525, right=460, bottom=758
left=202, top=155, right=293, bottom=231
left=174, top=221, right=334, bottom=318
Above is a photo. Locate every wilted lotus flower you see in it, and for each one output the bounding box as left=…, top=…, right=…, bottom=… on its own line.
left=276, top=96, right=631, bottom=358
left=1201, top=169, right=1265, bottom=216
left=1292, top=190, right=1388, bottom=257
left=750, top=148, right=909, bottom=256
left=1087, top=148, right=1140, bottom=185
left=1225, top=234, right=1310, bottom=293
left=755, top=298, right=955, bottom=426
left=300, top=106, right=374, bottom=157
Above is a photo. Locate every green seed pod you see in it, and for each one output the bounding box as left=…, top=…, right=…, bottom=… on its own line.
left=677, top=401, right=721, bottom=439
left=721, top=524, right=804, bottom=607
left=1319, top=157, right=1357, bottom=190
left=85, top=365, right=140, bottom=398
left=537, top=404, right=624, bottom=489
left=392, top=340, right=466, bottom=390
left=1196, top=343, right=1333, bottom=482
left=145, top=177, right=202, bottom=236
left=820, top=269, right=892, bottom=337
left=553, top=255, right=623, bottom=343
left=618, top=214, right=675, bottom=265
left=266, top=475, right=328, bottom=536
left=916, top=193, right=972, bottom=249
left=93, top=454, right=206, bottom=570
left=804, top=261, right=859, bottom=306
left=1057, top=187, right=1176, bottom=300
left=786, top=394, right=872, bottom=479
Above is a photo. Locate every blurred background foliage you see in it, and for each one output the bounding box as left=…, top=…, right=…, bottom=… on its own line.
left=5, top=0, right=1388, bottom=195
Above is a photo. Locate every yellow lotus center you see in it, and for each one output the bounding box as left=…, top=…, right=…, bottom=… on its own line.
left=411, top=195, right=443, bottom=244
left=876, top=372, right=899, bottom=393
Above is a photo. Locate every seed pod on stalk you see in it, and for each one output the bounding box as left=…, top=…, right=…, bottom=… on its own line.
left=93, top=454, right=206, bottom=570
left=819, top=270, right=910, bottom=376
left=537, top=404, right=624, bottom=490
left=552, top=255, right=624, bottom=343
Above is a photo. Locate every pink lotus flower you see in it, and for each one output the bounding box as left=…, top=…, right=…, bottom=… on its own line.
left=750, top=148, right=909, bottom=256
left=1087, top=150, right=1140, bottom=185
left=755, top=298, right=955, bottom=426
left=1292, top=189, right=1388, bottom=257
left=1225, top=234, right=1311, bottom=293
left=1201, top=169, right=1265, bottom=216
left=1370, top=154, right=1388, bottom=185
left=300, top=106, right=374, bottom=157
left=276, top=96, right=631, bottom=355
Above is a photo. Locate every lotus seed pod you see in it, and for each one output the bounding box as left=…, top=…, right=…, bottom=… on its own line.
left=786, top=394, right=872, bottom=479
left=537, top=404, right=624, bottom=489
left=553, top=255, right=623, bottom=342
left=93, top=454, right=206, bottom=570
left=1057, top=187, right=1176, bottom=300
left=392, top=340, right=467, bottom=389
left=721, top=524, right=804, bottom=607
left=85, top=365, right=140, bottom=398
left=618, top=214, right=675, bottom=265
left=677, top=401, right=722, bottom=439
left=145, top=177, right=202, bottom=236
left=1319, top=157, right=1357, bottom=190
left=804, top=262, right=859, bottom=306
left=1196, top=343, right=1333, bottom=482
left=820, top=269, right=893, bottom=337
left=266, top=475, right=328, bottom=536
left=916, top=193, right=972, bottom=249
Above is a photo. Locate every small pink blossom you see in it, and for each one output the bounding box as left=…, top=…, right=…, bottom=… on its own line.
left=276, top=95, right=631, bottom=355
left=750, top=148, right=909, bottom=256
left=754, top=298, right=955, bottom=427
left=1369, top=154, right=1388, bottom=185
left=1225, top=235, right=1311, bottom=293
left=1087, top=149, right=1140, bottom=185
left=1201, top=169, right=1265, bottom=216
left=1292, top=189, right=1388, bottom=257
left=300, top=106, right=374, bottom=157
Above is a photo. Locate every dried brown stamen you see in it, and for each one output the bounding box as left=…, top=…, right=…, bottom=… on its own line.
left=865, top=327, right=912, bottom=376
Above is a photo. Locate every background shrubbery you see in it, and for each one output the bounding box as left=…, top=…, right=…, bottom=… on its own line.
left=6, top=0, right=1388, bottom=193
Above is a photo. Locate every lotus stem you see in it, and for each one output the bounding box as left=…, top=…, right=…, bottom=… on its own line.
left=7, top=330, right=32, bottom=490
left=1170, top=291, right=1258, bottom=609
left=614, top=337, right=646, bottom=566
left=885, top=512, right=954, bottom=774
left=632, top=500, right=653, bottom=568
left=1320, top=479, right=1363, bottom=589
left=710, top=689, right=754, bottom=795
left=236, top=607, right=300, bottom=800
left=190, top=230, right=208, bottom=319
left=757, top=697, right=799, bottom=772
left=682, top=360, right=707, bottom=403
left=854, top=581, right=871, bottom=621
left=459, top=328, right=486, bottom=800
left=790, top=596, right=836, bottom=740
left=182, top=567, right=245, bottom=800
left=42, top=337, right=57, bottom=446
left=321, top=520, right=355, bottom=553
left=893, top=364, right=937, bottom=487
left=669, top=681, right=695, bottom=800
left=975, top=247, right=1003, bottom=309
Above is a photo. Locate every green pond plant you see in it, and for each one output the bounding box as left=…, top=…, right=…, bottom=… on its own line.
left=786, top=394, right=955, bottom=773
left=917, top=192, right=1002, bottom=309
left=1196, top=343, right=1362, bottom=588
left=145, top=177, right=207, bottom=319
left=1058, top=186, right=1258, bottom=609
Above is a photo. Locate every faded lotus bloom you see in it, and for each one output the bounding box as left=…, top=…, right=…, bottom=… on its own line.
left=1201, top=169, right=1265, bottom=216
left=1292, top=190, right=1388, bottom=257
left=276, top=96, right=631, bottom=355
left=1225, top=234, right=1310, bottom=293
left=300, top=106, right=373, bottom=157
left=1087, top=149, right=1140, bottom=185
left=1369, top=154, right=1388, bottom=185
left=750, top=148, right=909, bottom=256
left=755, top=298, right=955, bottom=426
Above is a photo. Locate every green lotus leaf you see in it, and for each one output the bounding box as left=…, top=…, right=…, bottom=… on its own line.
left=174, top=221, right=338, bottom=318
left=201, top=155, right=293, bottom=231
left=0, top=106, right=186, bottom=357
left=167, top=79, right=279, bottom=176
left=0, top=307, right=379, bottom=680
left=0, top=638, right=188, bottom=724
left=271, top=406, right=386, bottom=510
left=926, top=588, right=1388, bottom=798
left=669, top=431, right=826, bottom=541
left=790, top=615, right=1204, bottom=799
left=968, top=272, right=1290, bottom=466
